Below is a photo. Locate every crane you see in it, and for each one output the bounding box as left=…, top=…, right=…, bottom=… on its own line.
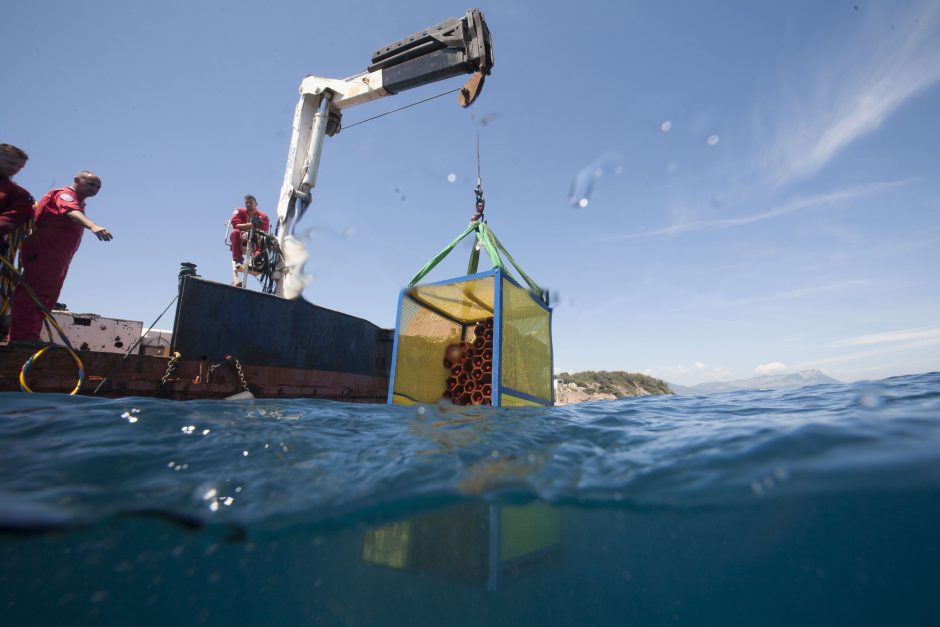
left=273, top=8, right=494, bottom=298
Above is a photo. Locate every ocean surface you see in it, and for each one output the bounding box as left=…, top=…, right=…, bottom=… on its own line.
left=2, top=371, right=939, bottom=626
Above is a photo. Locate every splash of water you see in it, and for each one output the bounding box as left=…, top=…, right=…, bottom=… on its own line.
left=280, top=235, right=312, bottom=300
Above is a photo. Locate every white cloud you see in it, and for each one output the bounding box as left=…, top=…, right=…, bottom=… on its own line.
left=796, top=334, right=940, bottom=369
left=764, top=2, right=940, bottom=185
left=726, top=279, right=869, bottom=306
left=833, top=326, right=940, bottom=347
left=601, top=180, right=907, bottom=240
left=756, top=361, right=787, bottom=375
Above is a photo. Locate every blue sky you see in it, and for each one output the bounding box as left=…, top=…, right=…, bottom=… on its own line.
left=4, top=0, right=939, bottom=385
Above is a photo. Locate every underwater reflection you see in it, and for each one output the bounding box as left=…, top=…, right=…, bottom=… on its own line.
left=361, top=501, right=561, bottom=591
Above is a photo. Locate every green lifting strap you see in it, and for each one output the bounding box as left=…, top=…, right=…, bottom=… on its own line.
left=407, top=221, right=547, bottom=304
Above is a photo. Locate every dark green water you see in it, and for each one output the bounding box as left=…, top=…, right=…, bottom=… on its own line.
left=2, top=373, right=939, bottom=625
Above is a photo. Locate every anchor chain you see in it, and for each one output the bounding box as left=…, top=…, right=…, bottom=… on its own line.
left=207, top=355, right=250, bottom=393
left=231, top=357, right=250, bottom=393
left=154, top=351, right=181, bottom=396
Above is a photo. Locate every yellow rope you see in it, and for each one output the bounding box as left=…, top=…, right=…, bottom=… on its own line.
left=0, top=252, right=85, bottom=395
left=20, top=345, right=84, bottom=395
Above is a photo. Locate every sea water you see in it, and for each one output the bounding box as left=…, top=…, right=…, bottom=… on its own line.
left=1, top=372, right=939, bottom=626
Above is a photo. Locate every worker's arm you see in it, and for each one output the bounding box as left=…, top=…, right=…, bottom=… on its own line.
left=66, top=210, right=112, bottom=241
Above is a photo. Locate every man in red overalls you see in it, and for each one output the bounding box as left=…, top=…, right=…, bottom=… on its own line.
left=0, top=144, right=35, bottom=339
left=0, top=144, right=33, bottom=237
left=9, top=171, right=113, bottom=342
left=228, top=194, right=269, bottom=287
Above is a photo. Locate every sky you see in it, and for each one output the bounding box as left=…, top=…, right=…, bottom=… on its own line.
left=4, top=0, right=939, bottom=386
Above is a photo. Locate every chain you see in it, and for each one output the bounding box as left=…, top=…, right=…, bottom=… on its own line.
left=207, top=361, right=223, bottom=381
left=154, top=351, right=181, bottom=395
left=207, top=355, right=249, bottom=393
left=231, top=357, right=249, bottom=392
left=472, top=128, right=485, bottom=221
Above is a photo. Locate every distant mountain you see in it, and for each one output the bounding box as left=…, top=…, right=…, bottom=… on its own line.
left=668, top=369, right=842, bottom=395
left=555, top=371, right=672, bottom=405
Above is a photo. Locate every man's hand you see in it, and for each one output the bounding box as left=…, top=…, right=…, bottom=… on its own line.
left=91, top=225, right=112, bottom=241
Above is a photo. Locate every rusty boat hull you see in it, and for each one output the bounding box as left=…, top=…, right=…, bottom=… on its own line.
left=1, top=276, right=393, bottom=401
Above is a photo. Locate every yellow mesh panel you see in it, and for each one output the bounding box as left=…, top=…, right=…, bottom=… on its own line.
left=501, top=278, right=552, bottom=401
left=392, top=297, right=462, bottom=404
left=391, top=394, right=416, bottom=406
left=411, top=276, right=495, bottom=322
left=500, top=393, right=543, bottom=407
left=499, top=502, right=561, bottom=562
left=361, top=521, right=412, bottom=569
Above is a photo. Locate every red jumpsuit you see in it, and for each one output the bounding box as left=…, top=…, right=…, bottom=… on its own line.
left=228, top=207, right=270, bottom=262
left=0, top=178, right=34, bottom=236
left=10, top=187, right=87, bottom=341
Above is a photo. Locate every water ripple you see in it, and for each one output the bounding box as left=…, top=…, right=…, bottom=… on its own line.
left=1, top=372, right=939, bottom=530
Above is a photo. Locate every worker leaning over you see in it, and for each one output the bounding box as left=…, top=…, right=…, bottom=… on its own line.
left=0, top=144, right=33, bottom=235
left=228, top=194, right=269, bottom=286
left=0, top=144, right=35, bottom=339
left=9, top=171, right=112, bottom=343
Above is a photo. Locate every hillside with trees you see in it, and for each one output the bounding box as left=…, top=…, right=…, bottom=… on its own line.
left=555, top=371, right=672, bottom=404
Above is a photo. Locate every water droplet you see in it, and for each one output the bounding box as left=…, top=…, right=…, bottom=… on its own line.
left=578, top=198, right=589, bottom=208
left=707, top=135, right=719, bottom=146
left=858, top=385, right=887, bottom=409
left=660, top=121, right=672, bottom=132
left=568, top=151, right=621, bottom=208
left=447, top=173, right=456, bottom=183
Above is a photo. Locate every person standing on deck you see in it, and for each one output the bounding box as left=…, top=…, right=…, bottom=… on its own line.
left=9, top=171, right=112, bottom=342
left=228, top=194, right=269, bottom=287
left=0, top=144, right=35, bottom=339
left=0, top=144, right=34, bottom=237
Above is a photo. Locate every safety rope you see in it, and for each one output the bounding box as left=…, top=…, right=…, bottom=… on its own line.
left=0, top=220, right=30, bottom=320
left=0, top=252, right=86, bottom=395
left=19, top=345, right=84, bottom=395
left=93, top=293, right=179, bottom=394
left=341, top=88, right=462, bottom=131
